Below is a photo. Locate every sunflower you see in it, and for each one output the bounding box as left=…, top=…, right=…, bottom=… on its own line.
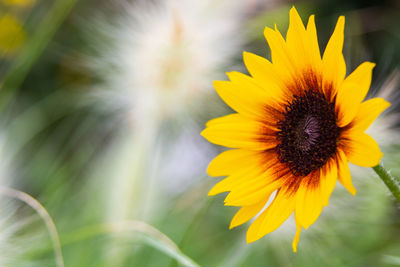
left=201, top=6, right=390, bottom=252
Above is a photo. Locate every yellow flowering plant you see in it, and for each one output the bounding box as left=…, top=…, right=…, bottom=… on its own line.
left=202, top=6, right=399, bottom=252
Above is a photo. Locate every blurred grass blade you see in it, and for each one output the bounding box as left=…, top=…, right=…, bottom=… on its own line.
left=0, top=186, right=64, bottom=267
left=6, top=90, right=77, bottom=160
left=62, top=221, right=200, bottom=267
left=383, top=255, right=400, bottom=265
left=0, top=0, right=79, bottom=112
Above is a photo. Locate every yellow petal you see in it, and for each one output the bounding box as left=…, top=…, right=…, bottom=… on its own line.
left=208, top=170, right=253, bottom=196
left=286, top=7, right=321, bottom=74
left=207, top=149, right=264, bottom=177
left=227, top=71, right=280, bottom=101
left=230, top=194, right=271, bottom=229
left=224, top=176, right=282, bottom=206
left=286, top=7, right=308, bottom=71
left=264, top=26, right=296, bottom=84
left=208, top=154, right=277, bottom=197
left=322, top=16, right=346, bottom=98
left=242, top=51, right=286, bottom=100
left=295, top=172, right=324, bottom=229
left=213, top=72, right=282, bottom=121
left=295, top=163, right=337, bottom=229
left=227, top=71, right=285, bottom=126
left=246, top=188, right=295, bottom=243
left=306, top=15, right=322, bottom=68
left=336, top=62, right=376, bottom=127
left=208, top=162, right=270, bottom=196
left=319, top=158, right=338, bottom=206
left=340, top=131, right=383, bottom=167
left=202, top=114, right=276, bottom=150
left=292, top=224, right=302, bottom=252
left=336, top=148, right=356, bottom=195
left=348, top=98, right=390, bottom=132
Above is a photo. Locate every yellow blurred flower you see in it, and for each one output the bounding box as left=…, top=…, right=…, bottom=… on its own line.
left=0, top=14, right=26, bottom=56
left=2, top=0, right=35, bottom=7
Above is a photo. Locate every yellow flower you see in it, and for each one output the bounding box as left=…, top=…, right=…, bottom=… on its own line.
left=2, top=0, right=35, bottom=7
left=0, top=14, right=26, bottom=56
left=201, top=7, right=390, bottom=252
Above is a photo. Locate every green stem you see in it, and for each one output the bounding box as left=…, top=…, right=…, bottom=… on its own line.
left=372, top=164, right=400, bottom=203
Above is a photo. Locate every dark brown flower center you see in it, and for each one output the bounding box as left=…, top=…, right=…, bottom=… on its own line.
left=276, top=90, right=341, bottom=177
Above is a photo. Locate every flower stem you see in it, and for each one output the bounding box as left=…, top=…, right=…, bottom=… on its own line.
left=372, top=164, right=400, bottom=203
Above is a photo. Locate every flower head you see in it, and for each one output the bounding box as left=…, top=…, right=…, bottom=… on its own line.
left=201, top=7, right=390, bottom=252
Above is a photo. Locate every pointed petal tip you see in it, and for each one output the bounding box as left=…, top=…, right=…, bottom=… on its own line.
left=246, top=221, right=264, bottom=244
left=207, top=188, right=217, bottom=196
left=263, top=26, right=274, bottom=36
left=200, top=128, right=207, bottom=137
left=242, top=51, right=253, bottom=64
left=246, top=231, right=259, bottom=244
left=307, top=14, right=316, bottom=26
left=343, top=179, right=357, bottom=196
left=331, top=16, right=345, bottom=37
left=206, top=163, right=222, bottom=178
left=292, top=225, right=301, bottom=252
left=224, top=199, right=238, bottom=207
left=289, top=5, right=298, bottom=14
left=349, top=188, right=357, bottom=196
left=370, top=97, right=391, bottom=110
left=338, top=15, right=345, bottom=26
left=383, top=99, right=391, bottom=108
left=289, top=6, right=303, bottom=23
left=200, top=128, right=210, bottom=139
left=225, top=71, right=234, bottom=79
left=229, top=220, right=238, bottom=230
left=212, top=80, right=230, bottom=92
left=357, top=61, right=376, bottom=72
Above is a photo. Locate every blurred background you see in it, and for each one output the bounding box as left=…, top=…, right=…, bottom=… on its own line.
left=0, top=0, right=399, bottom=266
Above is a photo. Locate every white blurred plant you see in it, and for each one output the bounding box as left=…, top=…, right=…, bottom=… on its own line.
left=86, top=0, right=243, bottom=124
left=81, top=0, right=245, bottom=264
